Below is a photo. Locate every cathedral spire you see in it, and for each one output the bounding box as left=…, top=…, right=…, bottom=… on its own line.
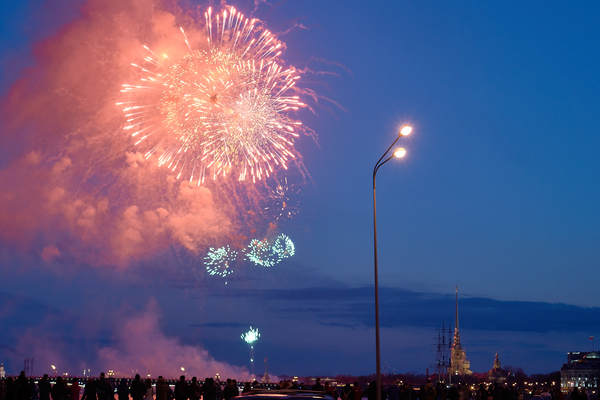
left=455, top=286, right=459, bottom=332
left=454, top=286, right=461, bottom=346
left=450, top=285, right=472, bottom=376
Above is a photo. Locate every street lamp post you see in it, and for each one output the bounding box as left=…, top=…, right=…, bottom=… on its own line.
left=372, top=124, right=412, bottom=400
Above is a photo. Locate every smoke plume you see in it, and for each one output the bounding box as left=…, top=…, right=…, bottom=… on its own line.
left=0, top=0, right=248, bottom=268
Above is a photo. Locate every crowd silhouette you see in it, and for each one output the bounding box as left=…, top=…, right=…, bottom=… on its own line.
left=0, top=371, right=584, bottom=400
left=0, top=372, right=244, bottom=400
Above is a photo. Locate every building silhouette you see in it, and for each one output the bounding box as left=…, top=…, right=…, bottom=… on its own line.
left=561, top=351, right=600, bottom=393
left=488, top=353, right=507, bottom=383
left=449, top=286, right=472, bottom=376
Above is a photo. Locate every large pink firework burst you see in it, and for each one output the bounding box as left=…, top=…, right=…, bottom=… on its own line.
left=117, top=6, right=309, bottom=185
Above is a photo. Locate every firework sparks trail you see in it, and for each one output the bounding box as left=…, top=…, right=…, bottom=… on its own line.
left=118, top=6, right=309, bottom=185
left=204, top=245, right=238, bottom=284
left=241, top=326, right=260, bottom=377
left=263, top=177, right=300, bottom=221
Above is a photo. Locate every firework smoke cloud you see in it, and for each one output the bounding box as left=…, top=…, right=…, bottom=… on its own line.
left=0, top=0, right=319, bottom=379
left=0, top=0, right=313, bottom=269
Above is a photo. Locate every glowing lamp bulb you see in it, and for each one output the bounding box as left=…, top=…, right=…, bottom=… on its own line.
left=399, top=125, right=413, bottom=137
left=394, top=148, right=407, bottom=159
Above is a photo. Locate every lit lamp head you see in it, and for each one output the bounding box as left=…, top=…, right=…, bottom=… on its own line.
left=393, top=147, right=407, bottom=159
left=399, top=124, right=413, bottom=137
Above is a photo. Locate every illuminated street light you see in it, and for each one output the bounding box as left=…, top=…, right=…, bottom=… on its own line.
left=372, top=124, right=414, bottom=400
left=393, top=147, right=407, bottom=159
left=399, top=125, right=413, bottom=137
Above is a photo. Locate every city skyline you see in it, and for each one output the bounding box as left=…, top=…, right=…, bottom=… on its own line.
left=1, top=0, right=600, bottom=378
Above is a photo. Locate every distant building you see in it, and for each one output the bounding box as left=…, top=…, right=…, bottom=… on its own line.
left=488, top=353, right=507, bottom=383
left=262, top=357, right=270, bottom=383
left=0, top=363, right=5, bottom=379
left=449, top=286, right=472, bottom=376
left=561, top=351, right=600, bottom=393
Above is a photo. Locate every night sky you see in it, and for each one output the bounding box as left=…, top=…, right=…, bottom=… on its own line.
left=1, top=0, right=600, bottom=377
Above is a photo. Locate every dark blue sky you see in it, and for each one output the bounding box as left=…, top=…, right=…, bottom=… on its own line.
left=1, top=0, right=599, bottom=376
left=279, top=0, right=600, bottom=306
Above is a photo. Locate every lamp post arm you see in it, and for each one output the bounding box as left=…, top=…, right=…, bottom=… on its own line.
left=374, top=135, right=401, bottom=170
left=378, top=154, right=396, bottom=171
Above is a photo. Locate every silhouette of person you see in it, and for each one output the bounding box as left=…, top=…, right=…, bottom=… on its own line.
left=366, top=382, right=376, bottom=400
left=143, top=380, right=153, bottom=400
left=223, top=380, right=238, bottom=400
left=70, top=380, right=80, bottom=400
left=51, top=378, right=67, bottom=400
left=6, top=377, right=17, bottom=400
left=96, top=374, right=113, bottom=400
left=188, top=378, right=200, bottom=400
left=155, top=377, right=171, bottom=400
left=174, top=376, right=188, bottom=400
left=30, top=378, right=39, bottom=400
left=129, top=375, right=144, bottom=400
left=351, top=382, right=362, bottom=400
left=117, top=380, right=128, bottom=400
left=15, top=372, right=31, bottom=400
left=39, top=376, right=51, bottom=400
left=81, top=379, right=97, bottom=400
left=0, top=378, right=7, bottom=400
left=202, top=379, right=216, bottom=400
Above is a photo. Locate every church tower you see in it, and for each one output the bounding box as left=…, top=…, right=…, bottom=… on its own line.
left=449, top=286, right=472, bottom=376
left=493, top=353, right=501, bottom=370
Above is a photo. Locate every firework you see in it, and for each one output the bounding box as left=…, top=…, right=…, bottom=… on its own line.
left=241, top=326, right=260, bottom=377
left=204, top=245, right=238, bottom=283
left=263, top=177, right=300, bottom=221
left=271, top=233, right=295, bottom=259
left=245, top=233, right=295, bottom=267
left=118, top=6, right=308, bottom=184
left=241, top=326, right=260, bottom=345
left=245, top=238, right=275, bottom=267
